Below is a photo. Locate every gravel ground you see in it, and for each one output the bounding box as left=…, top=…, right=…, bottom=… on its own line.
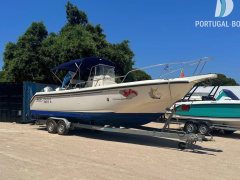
left=0, top=122, right=240, bottom=180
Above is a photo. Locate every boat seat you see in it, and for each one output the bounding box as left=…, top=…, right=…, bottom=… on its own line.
left=70, top=79, right=86, bottom=88
left=70, top=79, right=85, bottom=84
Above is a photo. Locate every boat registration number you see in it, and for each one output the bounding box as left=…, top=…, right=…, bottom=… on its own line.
left=36, top=98, right=52, bottom=103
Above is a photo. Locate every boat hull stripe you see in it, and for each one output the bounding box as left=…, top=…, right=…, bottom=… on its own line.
left=31, top=110, right=163, bottom=127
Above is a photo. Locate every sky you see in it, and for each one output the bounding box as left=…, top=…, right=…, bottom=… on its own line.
left=0, top=0, right=240, bottom=82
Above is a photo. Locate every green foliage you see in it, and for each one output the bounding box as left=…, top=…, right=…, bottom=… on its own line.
left=99, top=40, right=135, bottom=76
left=214, top=74, right=239, bottom=86
left=124, top=70, right=152, bottom=82
left=66, top=1, right=88, bottom=25
left=0, top=71, right=7, bottom=82
left=2, top=1, right=149, bottom=84
left=2, top=42, right=17, bottom=73
left=3, top=21, right=48, bottom=81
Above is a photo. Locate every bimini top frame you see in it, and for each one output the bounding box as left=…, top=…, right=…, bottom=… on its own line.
left=51, top=57, right=116, bottom=88
left=50, top=57, right=115, bottom=73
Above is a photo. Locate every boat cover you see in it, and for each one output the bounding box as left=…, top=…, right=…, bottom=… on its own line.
left=50, top=57, right=116, bottom=73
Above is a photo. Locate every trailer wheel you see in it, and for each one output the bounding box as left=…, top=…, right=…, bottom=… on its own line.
left=185, top=123, right=197, bottom=134
left=47, top=119, right=57, bottom=133
left=178, top=142, right=186, bottom=150
left=198, top=124, right=210, bottom=135
left=57, top=121, right=69, bottom=135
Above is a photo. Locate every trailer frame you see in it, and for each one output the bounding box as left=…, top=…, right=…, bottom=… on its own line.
left=167, top=118, right=240, bottom=135
left=34, top=110, right=214, bottom=150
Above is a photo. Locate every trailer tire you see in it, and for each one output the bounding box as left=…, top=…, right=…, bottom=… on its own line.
left=185, top=123, right=197, bottom=134
left=57, top=121, right=69, bottom=135
left=47, top=119, right=57, bottom=134
left=178, top=142, right=186, bottom=150
left=198, top=124, right=210, bottom=135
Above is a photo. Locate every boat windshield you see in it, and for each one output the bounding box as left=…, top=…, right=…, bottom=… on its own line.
left=223, top=89, right=239, bottom=100
left=216, top=89, right=239, bottom=100
left=90, top=65, right=115, bottom=79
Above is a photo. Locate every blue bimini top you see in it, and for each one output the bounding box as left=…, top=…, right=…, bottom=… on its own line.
left=50, top=57, right=116, bottom=74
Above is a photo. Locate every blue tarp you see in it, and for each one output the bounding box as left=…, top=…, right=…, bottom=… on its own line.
left=50, top=57, right=116, bottom=73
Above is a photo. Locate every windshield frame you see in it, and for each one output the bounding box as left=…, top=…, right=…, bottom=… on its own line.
left=89, top=64, right=116, bottom=80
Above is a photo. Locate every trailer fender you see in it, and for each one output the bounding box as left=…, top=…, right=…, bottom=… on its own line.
left=199, top=121, right=211, bottom=127
left=185, top=120, right=200, bottom=126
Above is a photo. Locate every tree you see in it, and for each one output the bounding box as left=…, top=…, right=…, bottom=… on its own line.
left=2, top=42, right=17, bottom=75
left=66, top=1, right=88, bottom=25
left=39, top=2, right=136, bottom=83
left=99, top=40, right=135, bottom=76
left=0, top=71, right=7, bottom=82
left=213, top=74, right=239, bottom=86
left=3, top=2, right=150, bottom=84
left=125, top=70, right=152, bottom=82
left=3, top=21, right=48, bottom=81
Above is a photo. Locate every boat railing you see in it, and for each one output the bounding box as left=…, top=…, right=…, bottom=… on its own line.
left=52, top=57, right=214, bottom=89
left=120, top=57, right=214, bottom=83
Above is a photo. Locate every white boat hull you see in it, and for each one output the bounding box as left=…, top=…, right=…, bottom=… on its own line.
left=30, top=75, right=217, bottom=126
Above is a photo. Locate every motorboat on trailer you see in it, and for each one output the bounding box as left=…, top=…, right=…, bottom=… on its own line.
left=167, top=84, right=240, bottom=134
left=30, top=57, right=217, bottom=127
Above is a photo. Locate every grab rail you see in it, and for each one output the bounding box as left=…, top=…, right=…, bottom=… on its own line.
left=121, top=57, right=214, bottom=83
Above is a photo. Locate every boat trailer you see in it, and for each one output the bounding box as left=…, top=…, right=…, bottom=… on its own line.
left=35, top=110, right=214, bottom=150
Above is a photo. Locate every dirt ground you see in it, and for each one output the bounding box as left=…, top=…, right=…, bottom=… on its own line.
left=0, top=122, right=240, bottom=180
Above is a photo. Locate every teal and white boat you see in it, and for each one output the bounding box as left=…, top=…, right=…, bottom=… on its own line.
left=169, top=87, right=240, bottom=134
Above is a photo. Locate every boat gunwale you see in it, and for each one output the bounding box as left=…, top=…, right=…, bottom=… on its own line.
left=33, top=80, right=190, bottom=96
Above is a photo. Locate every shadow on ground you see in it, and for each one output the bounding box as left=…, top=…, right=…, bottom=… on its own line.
left=210, top=131, right=240, bottom=139
left=36, top=126, right=222, bottom=156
